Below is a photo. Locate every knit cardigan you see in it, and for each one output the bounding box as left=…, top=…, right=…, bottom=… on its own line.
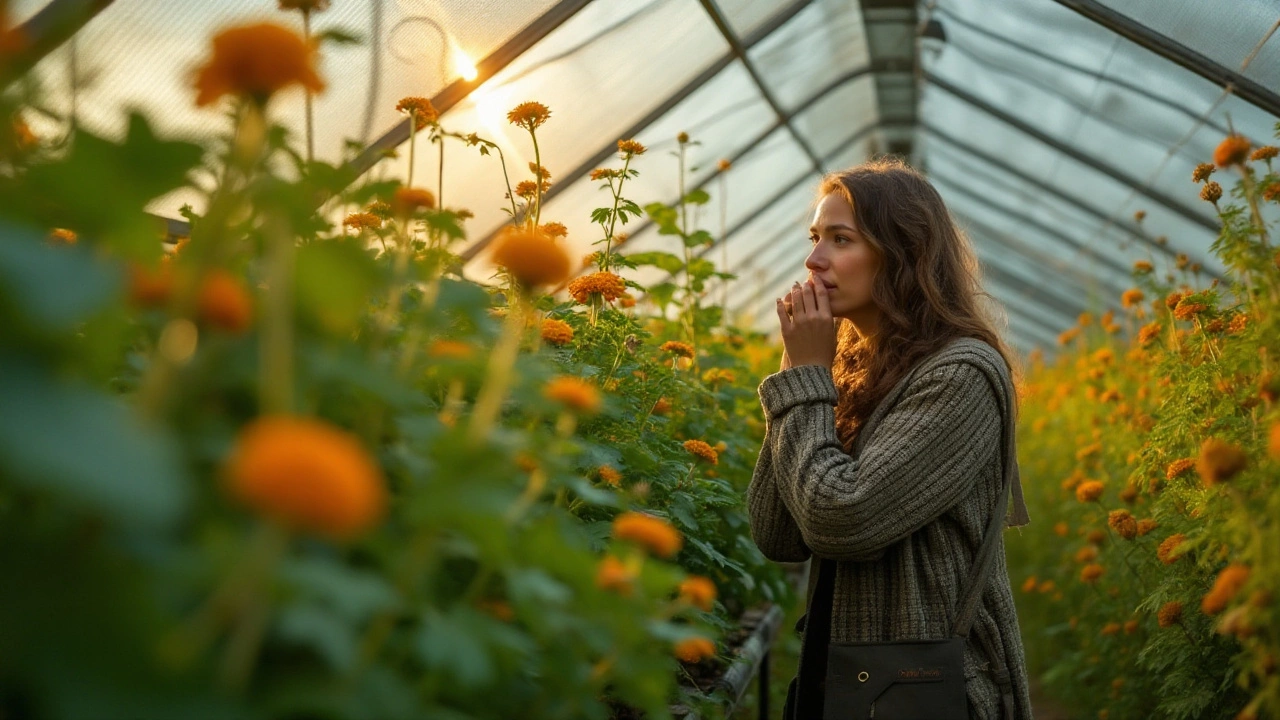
left=747, top=337, right=1034, bottom=720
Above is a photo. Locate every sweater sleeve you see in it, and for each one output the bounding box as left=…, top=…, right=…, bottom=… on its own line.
left=746, top=411, right=812, bottom=562
left=759, top=362, right=1000, bottom=562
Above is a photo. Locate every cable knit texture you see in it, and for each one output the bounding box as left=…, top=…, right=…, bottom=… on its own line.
left=748, top=337, right=1033, bottom=719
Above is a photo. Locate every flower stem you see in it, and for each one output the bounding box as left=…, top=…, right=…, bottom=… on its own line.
left=260, top=215, right=296, bottom=414
left=468, top=295, right=529, bottom=446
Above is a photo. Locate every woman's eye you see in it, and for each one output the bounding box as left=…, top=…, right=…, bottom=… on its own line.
left=835, top=235, right=850, bottom=245
left=808, top=236, right=818, bottom=244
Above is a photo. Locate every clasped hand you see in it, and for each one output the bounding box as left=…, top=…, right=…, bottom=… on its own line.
left=776, top=278, right=836, bottom=371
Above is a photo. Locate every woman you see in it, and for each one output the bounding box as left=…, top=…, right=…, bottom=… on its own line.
left=748, top=157, right=1033, bottom=719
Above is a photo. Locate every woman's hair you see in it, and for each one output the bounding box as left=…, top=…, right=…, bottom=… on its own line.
left=819, top=156, right=1018, bottom=452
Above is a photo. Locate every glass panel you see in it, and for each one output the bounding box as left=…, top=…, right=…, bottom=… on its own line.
left=748, top=0, right=870, bottom=112
left=790, top=75, right=880, bottom=160
left=717, top=0, right=796, bottom=39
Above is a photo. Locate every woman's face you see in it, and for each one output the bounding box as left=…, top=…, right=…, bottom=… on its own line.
left=805, top=191, right=881, bottom=328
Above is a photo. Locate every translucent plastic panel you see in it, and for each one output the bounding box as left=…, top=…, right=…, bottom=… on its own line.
left=717, top=176, right=821, bottom=307
left=717, top=0, right=798, bottom=39
left=1093, top=0, right=1280, bottom=87
left=15, top=0, right=558, bottom=218
left=789, top=74, right=880, bottom=160
left=747, top=0, right=869, bottom=113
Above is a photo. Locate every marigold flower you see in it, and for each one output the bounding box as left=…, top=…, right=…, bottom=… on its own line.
left=652, top=397, right=671, bottom=415
left=47, top=228, right=77, bottom=245
left=616, top=138, right=646, bottom=156
left=1132, top=210, right=1146, bottom=223
left=127, top=260, right=175, bottom=307
left=1121, top=288, right=1144, bottom=308
left=514, top=180, right=542, bottom=199
left=1021, top=575, right=1038, bottom=593
left=1201, top=181, right=1223, bottom=203
left=1039, top=580, right=1056, bottom=594
left=589, top=168, right=619, bottom=182
left=343, top=212, right=382, bottom=231
left=618, top=292, right=636, bottom=309
left=1250, top=145, right=1278, bottom=162
left=613, top=511, right=682, bottom=558
left=597, top=465, right=622, bottom=487
left=528, top=161, right=551, bottom=181
left=1136, top=518, right=1158, bottom=536
left=1080, top=564, right=1104, bottom=584
left=1263, top=183, right=1280, bottom=203
left=1157, top=534, right=1187, bottom=564
left=1192, top=163, right=1216, bottom=183
left=194, top=23, right=325, bottom=107
left=1157, top=601, right=1183, bottom=627
left=596, top=555, right=636, bottom=595
left=676, top=131, right=690, bottom=144
left=507, top=101, right=551, bottom=130
left=426, top=340, right=473, bottom=360
left=490, top=226, right=572, bottom=289
left=1108, top=509, right=1137, bottom=540
left=1058, top=327, right=1080, bottom=345
left=544, top=376, right=602, bottom=414
left=1173, top=299, right=1208, bottom=321
left=568, top=271, right=626, bottom=304
left=539, top=222, right=568, bottom=239
left=1202, top=565, right=1250, bottom=615
left=1269, top=422, right=1280, bottom=460
left=393, top=187, right=435, bottom=215
left=1086, top=529, right=1107, bottom=545
left=540, top=318, right=574, bottom=346
left=1053, top=522, right=1069, bottom=537
left=717, top=158, right=731, bottom=171
left=678, top=576, right=717, bottom=611
left=661, top=340, right=695, bottom=358
left=1214, top=134, right=1252, bottom=167
left=1197, top=438, right=1246, bottom=486
left=1075, top=546, right=1098, bottom=563
left=224, top=415, right=386, bottom=539
left=1227, top=313, right=1248, bottom=334
left=1133, top=260, right=1154, bottom=275
left=395, top=96, right=438, bottom=130
left=1118, top=485, right=1138, bottom=504
left=683, top=439, right=719, bottom=465
left=1075, top=480, right=1104, bottom=503
left=198, top=269, right=253, bottom=333
left=674, top=637, right=715, bottom=663
left=1101, top=622, right=1121, bottom=636
left=701, top=368, right=736, bottom=384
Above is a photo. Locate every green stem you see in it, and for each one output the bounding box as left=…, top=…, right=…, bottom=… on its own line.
left=260, top=215, right=295, bottom=414
left=467, top=297, right=529, bottom=446
left=531, top=130, right=543, bottom=230
left=407, top=118, right=417, bottom=190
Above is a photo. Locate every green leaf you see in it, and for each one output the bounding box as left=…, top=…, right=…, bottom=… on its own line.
left=294, top=239, right=378, bottom=334
left=643, top=203, right=680, bottom=235
left=277, top=604, right=358, bottom=672
left=684, top=229, right=714, bottom=248
left=316, top=28, right=363, bottom=46
left=0, top=223, right=122, bottom=337
left=647, top=282, right=677, bottom=311
left=687, top=257, right=716, bottom=281
left=626, top=251, right=683, bottom=274
left=0, top=356, right=188, bottom=530
left=682, top=189, right=711, bottom=206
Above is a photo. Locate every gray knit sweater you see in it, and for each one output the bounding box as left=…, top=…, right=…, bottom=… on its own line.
left=748, top=337, right=1033, bottom=720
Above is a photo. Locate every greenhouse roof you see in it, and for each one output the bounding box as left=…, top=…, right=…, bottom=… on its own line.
left=12, top=0, right=1280, bottom=353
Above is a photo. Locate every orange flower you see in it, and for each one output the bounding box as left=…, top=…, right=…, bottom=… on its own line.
left=1021, top=575, right=1038, bottom=593
left=1227, top=313, right=1248, bottom=334
left=1191, top=163, right=1215, bottom=183
left=427, top=339, right=474, bottom=359
left=1075, top=480, right=1104, bottom=503
left=1201, top=181, right=1223, bottom=203
left=717, top=158, right=731, bottom=172
left=1165, top=458, right=1195, bottom=480
left=1100, top=622, right=1121, bottom=636
left=47, top=228, right=77, bottom=245
left=1038, top=580, right=1056, bottom=594
left=1086, top=529, right=1107, bottom=545
left=678, top=576, right=717, bottom=611
left=540, top=318, right=574, bottom=346
left=1123, top=620, right=1139, bottom=635
left=1157, top=534, right=1187, bottom=564
left=396, top=96, right=438, bottom=130
left=612, top=511, right=682, bottom=558
left=1202, top=565, right=1250, bottom=615
left=393, top=187, right=435, bottom=215
left=343, top=212, right=382, bottom=231
left=674, top=637, right=715, bottom=663
left=223, top=415, right=386, bottom=539
left=1136, top=519, right=1158, bottom=536
left=1251, top=146, right=1278, bottom=162
left=1058, top=327, right=1080, bottom=345
left=490, top=226, right=571, bottom=289
left=661, top=340, right=695, bottom=358
left=198, top=269, right=254, bottom=333
left=514, top=180, right=544, bottom=199
left=128, top=260, right=175, bottom=308
left=507, top=101, right=551, bottom=130
left=616, top=138, right=646, bottom=156
left=1075, top=546, right=1098, bottom=564
left=1053, top=522, right=1069, bottom=537
left=1107, top=509, right=1137, bottom=540
left=596, top=555, right=636, bottom=595
left=1269, top=422, right=1280, bottom=460
left=1173, top=299, right=1208, bottom=321
left=1080, top=564, right=1104, bottom=584
left=544, top=376, right=602, bottom=414
left=528, top=162, right=551, bottom=181
left=567, top=271, right=626, bottom=304
left=683, top=439, right=719, bottom=465
left=1197, top=438, right=1246, bottom=486
left=597, top=465, right=622, bottom=487
left=652, top=397, right=671, bottom=415
left=1157, top=601, right=1183, bottom=627
left=618, top=292, right=636, bottom=309
left=539, top=222, right=568, bottom=239
left=1214, top=134, right=1252, bottom=167
left=194, top=23, right=324, bottom=107
left=1121, top=288, right=1144, bottom=308
left=1133, top=260, right=1154, bottom=275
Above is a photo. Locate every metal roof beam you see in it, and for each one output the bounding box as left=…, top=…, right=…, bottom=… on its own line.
left=1, top=0, right=114, bottom=88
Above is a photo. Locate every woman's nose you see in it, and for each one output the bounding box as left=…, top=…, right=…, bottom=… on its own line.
left=805, top=249, right=827, bottom=272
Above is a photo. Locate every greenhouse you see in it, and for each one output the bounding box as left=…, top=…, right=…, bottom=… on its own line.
left=1, top=0, right=1278, bottom=718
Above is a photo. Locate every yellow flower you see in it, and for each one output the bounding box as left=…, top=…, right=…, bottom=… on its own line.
left=1038, top=580, right=1057, bottom=594
left=194, top=23, right=325, bottom=107
left=1228, top=313, right=1249, bottom=334
left=490, top=226, right=572, bottom=289
left=567, top=271, right=626, bottom=304
left=674, top=637, right=715, bottom=663
left=544, top=376, right=602, bottom=414
left=1196, top=438, right=1247, bottom=486
left=678, top=576, right=717, bottom=611
left=1107, top=509, right=1137, bottom=540
left=507, top=101, right=551, bottom=130
left=1157, top=601, right=1182, bottom=628
left=343, top=212, right=382, bottom=231
left=596, top=555, right=636, bottom=595
left=612, top=511, right=682, bottom=558
left=540, top=318, right=574, bottom=346
left=514, top=180, right=543, bottom=199
left=661, top=340, right=695, bottom=358
left=1075, top=480, right=1104, bottom=503
left=1202, top=565, right=1250, bottom=615
left=396, top=96, right=438, bottom=130
left=224, top=415, right=386, bottom=539
left=597, top=465, right=622, bottom=487
left=1157, top=534, right=1187, bottom=564
left=616, top=138, right=646, bottom=156
left=1214, top=134, right=1251, bottom=167
left=683, top=439, right=719, bottom=465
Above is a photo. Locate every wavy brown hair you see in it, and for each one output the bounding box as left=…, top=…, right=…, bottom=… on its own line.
left=820, top=157, right=1018, bottom=452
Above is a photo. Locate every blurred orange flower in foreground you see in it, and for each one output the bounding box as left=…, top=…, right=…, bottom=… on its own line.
left=674, top=637, right=715, bottom=663
left=613, top=511, right=682, bottom=558
left=224, top=416, right=386, bottom=539
left=194, top=23, right=324, bottom=107
left=490, top=226, right=571, bottom=289
left=198, top=269, right=253, bottom=334
left=678, top=576, right=717, bottom=611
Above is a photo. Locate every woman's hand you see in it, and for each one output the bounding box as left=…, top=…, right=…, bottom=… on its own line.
left=776, top=278, right=836, bottom=370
